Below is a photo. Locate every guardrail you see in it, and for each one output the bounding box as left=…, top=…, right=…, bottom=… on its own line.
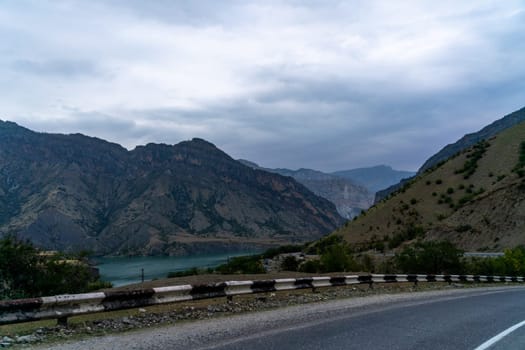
left=1, top=274, right=523, bottom=326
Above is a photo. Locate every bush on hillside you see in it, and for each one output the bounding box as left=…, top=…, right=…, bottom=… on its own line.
left=304, top=235, right=344, bottom=254
left=262, top=244, right=305, bottom=259
left=387, top=224, right=425, bottom=249
left=299, top=259, right=322, bottom=273
left=280, top=256, right=300, bottom=271
left=320, top=244, right=359, bottom=272
left=395, top=241, right=464, bottom=274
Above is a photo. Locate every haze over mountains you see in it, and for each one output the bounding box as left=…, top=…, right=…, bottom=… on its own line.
left=334, top=106, right=525, bottom=252
left=332, top=166, right=415, bottom=193
left=238, top=161, right=414, bottom=219
left=0, top=121, right=343, bottom=256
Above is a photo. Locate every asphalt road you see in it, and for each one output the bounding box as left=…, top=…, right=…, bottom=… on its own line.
left=37, top=286, right=525, bottom=350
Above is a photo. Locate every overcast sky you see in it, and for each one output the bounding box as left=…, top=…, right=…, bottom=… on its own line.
left=1, top=0, right=524, bottom=172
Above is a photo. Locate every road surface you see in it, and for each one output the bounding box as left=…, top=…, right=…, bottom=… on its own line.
left=36, top=286, right=525, bottom=350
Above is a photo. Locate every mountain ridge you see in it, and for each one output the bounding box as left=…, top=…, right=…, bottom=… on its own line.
left=0, top=121, right=344, bottom=256
left=418, top=106, right=525, bottom=173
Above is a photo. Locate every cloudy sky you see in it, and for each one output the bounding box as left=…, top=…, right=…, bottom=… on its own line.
left=1, top=0, right=524, bottom=171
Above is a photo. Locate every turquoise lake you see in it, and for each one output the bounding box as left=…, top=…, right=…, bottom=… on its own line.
left=93, top=252, right=257, bottom=287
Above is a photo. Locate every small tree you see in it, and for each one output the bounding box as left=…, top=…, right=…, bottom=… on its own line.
left=501, top=246, right=525, bottom=276
left=0, top=235, right=110, bottom=300
left=280, top=256, right=299, bottom=271
left=299, top=259, right=322, bottom=273
left=0, top=236, right=42, bottom=299
left=320, top=244, right=358, bottom=272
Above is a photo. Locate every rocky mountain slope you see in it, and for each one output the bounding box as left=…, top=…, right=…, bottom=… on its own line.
left=333, top=115, right=525, bottom=252
left=376, top=107, right=525, bottom=202
left=0, top=121, right=344, bottom=255
left=238, top=161, right=374, bottom=219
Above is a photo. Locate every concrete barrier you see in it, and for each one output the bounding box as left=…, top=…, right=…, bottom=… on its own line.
left=0, top=273, right=522, bottom=326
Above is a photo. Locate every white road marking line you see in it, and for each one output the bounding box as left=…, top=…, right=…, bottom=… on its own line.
left=474, top=320, right=525, bottom=350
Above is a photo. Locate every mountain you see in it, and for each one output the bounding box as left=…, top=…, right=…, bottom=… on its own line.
left=0, top=121, right=344, bottom=256
left=418, top=106, right=525, bottom=173
left=376, top=107, right=525, bottom=202
left=331, top=165, right=415, bottom=193
left=238, top=161, right=373, bottom=219
left=333, top=116, right=525, bottom=252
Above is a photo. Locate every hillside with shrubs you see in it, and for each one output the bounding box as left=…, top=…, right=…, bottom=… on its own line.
left=333, top=117, right=525, bottom=252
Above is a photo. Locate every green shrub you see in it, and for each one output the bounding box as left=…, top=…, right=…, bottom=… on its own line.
left=262, top=244, right=304, bottom=259
left=437, top=214, right=446, bottom=221
left=512, top=141, right=525, bottom=173
left=359, top=254, right=375, bottom=273
left=319, top=244, right=358, bottom=272
left=306, top=235, right=344, bottom=254
left=372, top=241, right=385, bottom=253
left=167, top=267, right=208, bottom=278
left=388, top=233, right=405, bottom=249
left=0, top=236, right=110, bottom=300
left=214, top=255, right=265, bottom=274
left=280, top=256, right=300, bottom=271
left=455, top=224, right=472, bottom=233
left=299, top=259, right=322, bottom=273
left=395, top=241, right=464, bottom=274
left=455, top=141, right=489, bottom=178
left=465, top=247, right=525, bottom=276
left=387, top=224, right=425, bottom=249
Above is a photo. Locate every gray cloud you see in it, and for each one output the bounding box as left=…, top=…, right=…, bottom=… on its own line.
left=1, top=0, right=524, bottom=172
left=11, top=59, right=99, bottom=78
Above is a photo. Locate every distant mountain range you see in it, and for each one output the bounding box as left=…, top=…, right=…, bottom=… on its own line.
left=238, top=161, right=414, bottom=219
left=0, top=121, right=343, bottom=256
left=334, top=106, right=525, bottom=251
left=332, top=165, right=415, bottom=193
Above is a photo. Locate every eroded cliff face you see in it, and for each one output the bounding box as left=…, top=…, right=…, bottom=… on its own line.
left=237, top=161, right=374, bottom=219
left=0, top=121, right=344, bottom=255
